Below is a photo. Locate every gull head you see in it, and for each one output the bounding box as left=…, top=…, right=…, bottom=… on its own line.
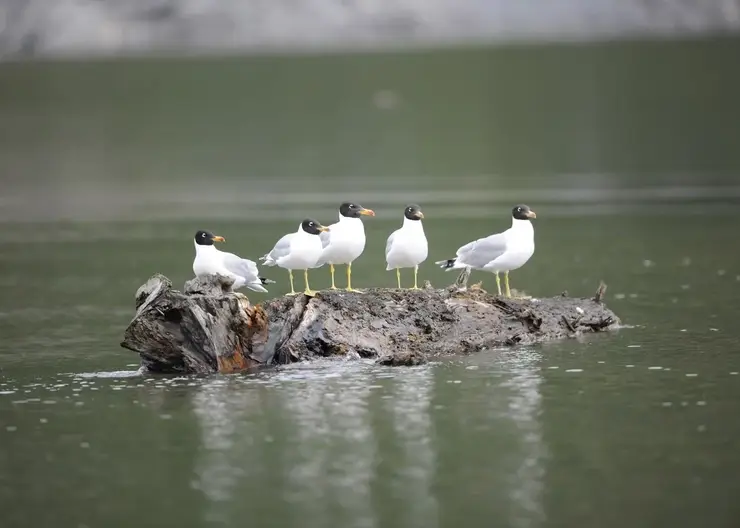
left=339, top=202, right=375, bottom=219
left=404, top=204, right=424, bottom=221
left=301, top=218, right=330, bottom=235
left=194, top=230, right=225, bottom=246
left=512, top=204, right=536, bottom=220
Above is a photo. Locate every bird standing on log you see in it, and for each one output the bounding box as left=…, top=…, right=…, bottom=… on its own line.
left=192, top=230, right=274, bottom=292
left=314, top=202, right=375, bottom=291
left=385, top=204, right=428, bottom=289
left=260, top=218, right=329, bottom=296
left=435, top=204, right=536, bottom=297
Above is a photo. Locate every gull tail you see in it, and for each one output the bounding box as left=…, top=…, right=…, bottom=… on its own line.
left=435, top=258, right=460, bottom=271
left=259, top=277, right=275, bottom=285
left=246, top=281, right=269, bottom=293
left=260, top=254, right=277, bottom=267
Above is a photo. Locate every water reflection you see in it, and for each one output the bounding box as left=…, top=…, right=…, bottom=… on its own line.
left=183, top=354, right=549, bottom=527
left=386, top=367, right=439, bottom=528
left=279, top=362, right=378, bottom=528
left=191, top=378, right=251, bottom=524
left=497, top=351, right=547, bottom=528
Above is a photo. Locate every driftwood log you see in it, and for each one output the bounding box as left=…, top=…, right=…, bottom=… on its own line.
left=120, top=273, right=621, bottom=374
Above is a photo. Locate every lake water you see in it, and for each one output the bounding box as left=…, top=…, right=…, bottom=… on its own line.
left=1, top=37, right=740, bottom=528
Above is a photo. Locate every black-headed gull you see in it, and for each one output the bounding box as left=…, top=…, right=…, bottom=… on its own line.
left=192, top=230, right=274, bottom=292
left=314, top=202, right=375, bottom=292
left=385, top=204, right=428, bottom=289
left=436, top=204, right=536, bottom=297
left=260, top=218, right=329, bottom=296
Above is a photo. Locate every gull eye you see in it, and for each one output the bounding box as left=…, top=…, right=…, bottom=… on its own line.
left=202, top=233, right=206, bottom=237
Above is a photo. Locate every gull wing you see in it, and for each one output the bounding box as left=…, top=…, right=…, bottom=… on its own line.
left=456, top=232, right=507, bottom=269
left=385, top=229, right=398, bottom=261
left=319, top=222, right=337, bottom=250
left=221, top=251, right=260, bottom=282
left=265, top=233, right=293, bottom=262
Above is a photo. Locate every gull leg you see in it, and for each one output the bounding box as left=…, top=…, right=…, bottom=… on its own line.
left=495, top=272, right=502, bottom=296
left=411, top=265, right=420, bottom=290
left=504, top=271, right=511, bottom=298
left=396, top=268, right=401, bottom=289
left=288, top=270, right=296, bottom=295
left=303, top=269, right=315, bottom=296
left=329, top=264, right=337, bottom=290
left=346, top=262, right=364, bottom=293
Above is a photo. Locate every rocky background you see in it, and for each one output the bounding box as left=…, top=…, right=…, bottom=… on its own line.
left=1, top=0, right=740, bottom=61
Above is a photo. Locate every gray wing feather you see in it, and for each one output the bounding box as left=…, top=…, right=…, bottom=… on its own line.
left=385, top=230, right=397, bottom=261
left=319, top=228, right=332, bottom=249
left=456, top=233, right=507, bottom=269
left=268, top=234, right=293, bottom=261
left=221, top=252, right=260, bottom=281
left=312, top=224, right=336, bottom=267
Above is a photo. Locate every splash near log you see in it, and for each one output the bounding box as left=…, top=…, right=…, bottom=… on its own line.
left=120, top=274, right=621, bottom=374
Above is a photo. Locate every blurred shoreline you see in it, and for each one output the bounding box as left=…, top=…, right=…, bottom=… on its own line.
left=1, top=0, right=740, bottom=61
left=3, top=181, right=740, bottom=223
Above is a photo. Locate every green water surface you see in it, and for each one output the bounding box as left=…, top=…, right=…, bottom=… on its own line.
left=1, top=37, right=740, bottom=528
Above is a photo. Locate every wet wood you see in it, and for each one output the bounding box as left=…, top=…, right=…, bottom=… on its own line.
left=121, top=274, right=622, bottom=374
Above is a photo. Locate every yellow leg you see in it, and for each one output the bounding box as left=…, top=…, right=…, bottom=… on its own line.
left=288, top=269, right=296, bottom=295
left=495, top=272, right=502, bottom=296
left=504, top=271, right=511, bottom=298
left=303, top=269, right=315, bottom=296
left=396, top=268, right=401, bottom=289
left=411, top=265, right=420, bottom=290
left=345, top=262, right=363, bottom=292
left=329, top=263, right=337, bottom=290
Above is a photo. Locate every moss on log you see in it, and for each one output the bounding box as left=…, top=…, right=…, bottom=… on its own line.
left=120, top=273, right=621, bottom=373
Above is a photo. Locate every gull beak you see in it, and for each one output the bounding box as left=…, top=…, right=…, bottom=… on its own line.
left=415, top=211, right=425, bottom=219
left=319, top=225, right=330, bottom=233
left=359, top=208, right=375, bottom=217
left=525, top=210, right=537, bottom=219
left=212, top=235, right=226, bottom=242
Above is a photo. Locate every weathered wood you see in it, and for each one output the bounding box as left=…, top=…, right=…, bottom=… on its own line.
left=121, top=274, right=269, bottom=374
left=121, top=274, right=622, bottom=374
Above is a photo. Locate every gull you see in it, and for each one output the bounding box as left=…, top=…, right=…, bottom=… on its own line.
left=385, top=204, right=428, bottom=289
left=435, top=204, right=537, bottom=297
left=192, top=230, right=274, bottom=292
left=314, top=202, right=375, bottom=291
left=260, top=218, right=329, bottom=295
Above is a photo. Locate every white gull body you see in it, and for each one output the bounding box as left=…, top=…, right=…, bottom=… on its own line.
left=314, top=202, right=375, bottom=269
left=193, top=239, right=268, bottom=293
left=261, top=222, right=325, bottom=271
left=316, top=214, right=367, bottom=267
left=443, top=217, right=534, bottom=273
left=385, top=215, right=428, bottom=271
left=436, top=205, right=537, bottom=291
